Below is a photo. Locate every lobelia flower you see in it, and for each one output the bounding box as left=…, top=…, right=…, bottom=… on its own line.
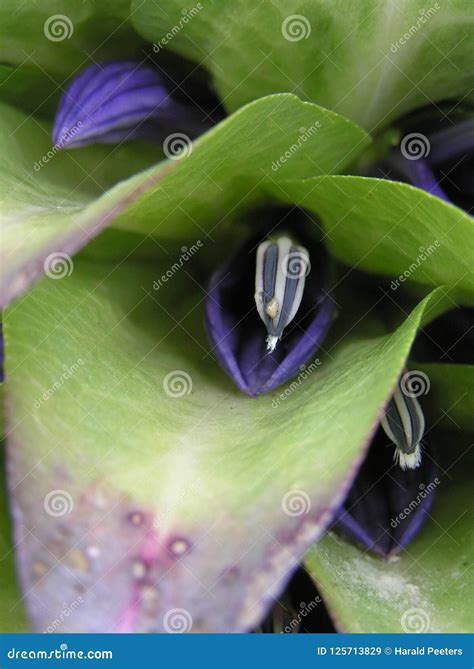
left=377, top=115, right=474, bottom=212
left=332, top=368, right=435, bottom=557
left=51, top=61, right=207, bottom=149
left=204, top=219, right=335, bottom=396
left=332, top=426, right=438, bottom=557
left=411, top=118, right=474, bottom=211
left=254, top=235, right=311, bottom=354
left=203, top=204, right=434, bottom=554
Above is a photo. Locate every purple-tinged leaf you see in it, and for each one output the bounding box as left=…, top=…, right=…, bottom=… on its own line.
left=3, top=259, right=442, bottom=632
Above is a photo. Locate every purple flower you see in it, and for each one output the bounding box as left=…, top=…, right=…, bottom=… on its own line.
left=332, top=427, right=438, bottom=557
left=378, top=117, right=473, bottom=212
left=204, top=223, right=335, bottom=396
left=330, top=368, right=436, bottom=556
left=421, top=119, right=474, bottom=212
left=52, top=61, right=202, bottom=149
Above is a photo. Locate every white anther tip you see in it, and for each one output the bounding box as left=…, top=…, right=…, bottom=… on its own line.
left=266, top=335, right=279, bottom=353
left=395, top=444, right=422, bottom=470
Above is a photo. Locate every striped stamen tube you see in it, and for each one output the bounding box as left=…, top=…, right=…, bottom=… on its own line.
left=381, top=376, right=425, bottom=470
left=254, top=236, right=310, bottom=352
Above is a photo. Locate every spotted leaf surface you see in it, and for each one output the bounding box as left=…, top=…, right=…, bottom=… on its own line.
left=4, top=257, right=442, bottom=632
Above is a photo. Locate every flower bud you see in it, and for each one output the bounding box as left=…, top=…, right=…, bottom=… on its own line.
left=52, top=61, right=184, bottom=148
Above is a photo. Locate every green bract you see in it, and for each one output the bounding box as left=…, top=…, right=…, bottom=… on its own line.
left=131, top=0, right=473, bottom=130
left=270, top=176, right=474, bottom=302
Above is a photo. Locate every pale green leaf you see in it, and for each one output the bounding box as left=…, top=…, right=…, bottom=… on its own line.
left=131, top=0, right=474, bottom=130
left=0, top=95, right=369, bottom=307
left=270, top=175, right=474, bottom=302
left=3, top=256, right=442, bottom=631
left=416, top=363, right=474, bottom=432
left=0, top=1, right=141, bottom=76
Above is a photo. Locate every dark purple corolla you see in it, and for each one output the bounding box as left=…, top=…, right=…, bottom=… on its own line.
left=332, top=368, right=436, bottom=556
left=52, top=61, right=206, bottom=149
left=204, top=223, right=335, bottom=396
left=377, top=116, right=473, bottom=212
left=202, top=211, right=436, bottom=553
left=412, top=119, right=474, bottom=211
left=332, top=428, right=438, bottom=557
